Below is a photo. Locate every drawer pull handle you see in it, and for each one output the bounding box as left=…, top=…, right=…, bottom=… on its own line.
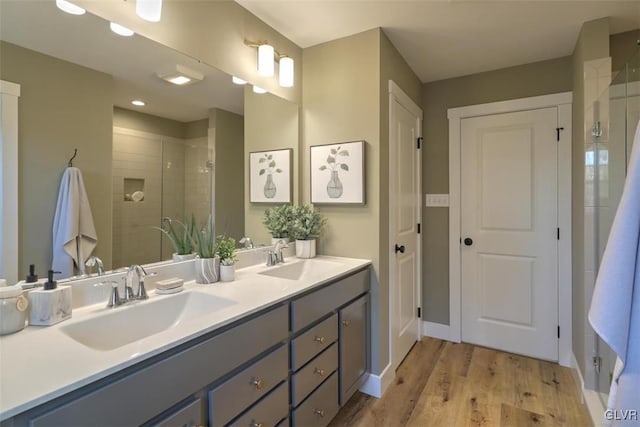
left=250, top=422, right=264, bottom=427
left=314, top=409, right=325, bottom=417
left=313, top=367, right=326, bottom=376
left=314, top=336, right=325, bottom=344
left=342, top=320, right=350, bottom=327
left=251, top=378, right=264, bottom=390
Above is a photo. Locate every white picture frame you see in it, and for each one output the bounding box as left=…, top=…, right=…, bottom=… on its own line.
left=310, top=140, right=365, bottom=205
left=249, top=149, right=292, bottom=203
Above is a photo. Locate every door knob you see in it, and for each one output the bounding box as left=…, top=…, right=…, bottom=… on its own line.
left=463, top=237, right=473, bottom=246
left=394, top=244, right=405, bottom=254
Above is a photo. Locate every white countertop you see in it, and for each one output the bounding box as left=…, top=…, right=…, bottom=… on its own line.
left=0, top=256, right=371, bottom=421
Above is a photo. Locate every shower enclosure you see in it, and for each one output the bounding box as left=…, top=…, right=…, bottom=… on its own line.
left=587, top=50, right=640, bottom=402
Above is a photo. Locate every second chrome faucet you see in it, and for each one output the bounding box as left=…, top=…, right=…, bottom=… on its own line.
left=107, top=265, right=156, bottom=308
left=266, top=239, right=289, bottom=266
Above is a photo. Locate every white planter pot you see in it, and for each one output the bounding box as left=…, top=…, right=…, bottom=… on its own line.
left=295, top=239, right=316, bottom=259
left=271, top=237, right=290, bottom=246
left=172, top=253, right=196, bottom=262
left=220, top=264, right=235, bottom=282
left=195, top=257, right=220, bottom=284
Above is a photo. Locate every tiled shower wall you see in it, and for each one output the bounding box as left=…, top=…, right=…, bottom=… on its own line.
left=184, top=136, right=212, bottom=227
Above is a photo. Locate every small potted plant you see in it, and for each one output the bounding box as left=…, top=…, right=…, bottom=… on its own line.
left=217, top=235, right=237, bottom=282
left=154, top=216, right=196, bottom=262
left=289, top=205, right=327, bottom=258
left=263, top=204, right=295, bottom=244
left=192, top=215, right=219, bottom=284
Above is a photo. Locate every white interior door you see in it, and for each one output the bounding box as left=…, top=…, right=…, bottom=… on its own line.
left=461, top=107, right=559, bottom=361
left=390, top=83, right=421, bottom=371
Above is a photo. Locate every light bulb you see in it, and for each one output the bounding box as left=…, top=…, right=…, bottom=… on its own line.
left=136, top=0, right=162, bottom=22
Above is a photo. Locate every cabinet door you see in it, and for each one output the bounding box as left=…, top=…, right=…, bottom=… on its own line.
left=339, top=295, right=368, bottom=405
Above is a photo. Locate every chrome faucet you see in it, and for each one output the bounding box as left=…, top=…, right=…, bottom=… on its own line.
left=239, top=236, right=254, bottom=249
left=85, top=256, right=104, bottom=276
left=274, top=239, right=288, bottom=264
left=126, top=265, right=156, bottom=301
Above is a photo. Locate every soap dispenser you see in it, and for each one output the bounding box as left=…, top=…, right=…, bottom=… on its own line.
left=28, top=270, right=72, bottom=326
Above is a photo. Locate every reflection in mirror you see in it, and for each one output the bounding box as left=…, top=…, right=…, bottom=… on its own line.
left=1, top=1, right=280, bottom=276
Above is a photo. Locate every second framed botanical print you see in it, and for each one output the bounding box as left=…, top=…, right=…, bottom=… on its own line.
left=310, top=140, right=365, bottom=205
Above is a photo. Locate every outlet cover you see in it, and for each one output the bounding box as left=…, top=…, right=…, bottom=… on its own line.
left=425, top=194, right=449, bottom=207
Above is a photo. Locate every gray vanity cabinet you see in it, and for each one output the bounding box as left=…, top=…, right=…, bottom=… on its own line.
left=339, top=295, right=368, bottom=405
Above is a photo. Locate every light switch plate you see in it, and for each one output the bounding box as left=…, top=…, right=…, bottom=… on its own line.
left=425, top=194, right=449, bottom=207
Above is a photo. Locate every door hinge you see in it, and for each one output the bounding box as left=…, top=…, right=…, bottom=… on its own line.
left=593, top=356, right=602, bottom=373
left=557, top=325, right=560, bottom=338
left=417, top=137, right=423, bottom=149
left=417, top=307, right=422, bottom=318
left=417, top=223, right=421, bottom=234
left=557, top=228, right=560, bottom=240
left=556, top=127, right=565, bottom=142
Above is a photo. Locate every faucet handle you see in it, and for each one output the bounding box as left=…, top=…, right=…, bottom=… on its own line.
left=105, top=280, right=122, bottom=308
left=136, top=271, right=157, bottom=300
left=265, top=250, right=277, bottom=266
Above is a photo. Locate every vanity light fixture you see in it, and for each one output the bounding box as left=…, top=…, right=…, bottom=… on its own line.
left=131, top=100, right=146, bottom=106
left=257, top=44, right=275, bottom=77
left=110, top=22, right=135, bottom=37
left=252, top=86, right=267, bottom=94
left=232, top=76, right=247, bottom=85
left=136, top=0, right=162, bottom=22
left=279, top=56, right=294, bottom=88
left=156, top=64, right=203, bottom=86
left=55, top=0, right=85, bottom=15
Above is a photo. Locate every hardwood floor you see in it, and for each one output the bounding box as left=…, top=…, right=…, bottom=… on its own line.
left=330, top=338, right=592, bottom=427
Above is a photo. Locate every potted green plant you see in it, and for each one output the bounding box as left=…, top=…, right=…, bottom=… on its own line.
left=192, top=215, right=219, bottom=283
left=154, top=216, right=197, bottom=262
left=262, top=204, right=295, bottom=244
left=289, top=205, right=327, bottom=258
left=217, top=235, right=237, bottom=282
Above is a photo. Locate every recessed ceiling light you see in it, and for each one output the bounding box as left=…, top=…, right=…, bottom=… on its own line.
left=252, top=86, right=267, bottom=94
left=110, top=22, right=134, bottom=37
left=56, top=0, right=85, bottom=15
left=131, top=100, right=146, bottom=106
left=157, top=64, right=203, bottom=86
left=232, top=76, right=247, bottom=85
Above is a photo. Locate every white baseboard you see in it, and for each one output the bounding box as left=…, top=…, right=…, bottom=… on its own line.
left=359, top=362, right=394, bottom=398
left=422, top=321, right=451, bottom=341
left=572, top=352, right=607, bottom=426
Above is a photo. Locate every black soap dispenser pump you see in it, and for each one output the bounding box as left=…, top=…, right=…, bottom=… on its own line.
left=43, top=270, right=60, bottom=290
left=26, top=264, right=38, bottom=283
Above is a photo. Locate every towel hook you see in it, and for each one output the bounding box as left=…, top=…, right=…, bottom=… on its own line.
left=68, top=148, right=78, bottom=167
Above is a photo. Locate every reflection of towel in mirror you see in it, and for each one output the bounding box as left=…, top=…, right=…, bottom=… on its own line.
left=589, top=120, right=640, bottom=426
left=52, top=167, right=97, bottom=278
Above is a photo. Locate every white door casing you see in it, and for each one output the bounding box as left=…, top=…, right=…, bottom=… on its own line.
left=389, top=81, right=422, bottom=372
left=448, top=92, right=572, bottom=367
left=461, top=107, right=558, bottom=361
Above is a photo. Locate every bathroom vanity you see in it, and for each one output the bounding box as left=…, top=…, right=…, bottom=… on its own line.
left=0, top=256, right=370, bottom=427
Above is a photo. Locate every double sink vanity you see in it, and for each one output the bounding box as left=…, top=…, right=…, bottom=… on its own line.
left=0, top=253, right=371, bottom=427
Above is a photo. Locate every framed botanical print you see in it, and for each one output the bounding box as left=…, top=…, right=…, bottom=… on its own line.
left=310, top=140, right=365, bottom=205
left=249, top=149, right=292, bottom=203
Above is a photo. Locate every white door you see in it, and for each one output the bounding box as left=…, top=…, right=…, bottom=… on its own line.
left=461, top=107, right=559, bottom=361
left=390, top=83, right=421, bottom=371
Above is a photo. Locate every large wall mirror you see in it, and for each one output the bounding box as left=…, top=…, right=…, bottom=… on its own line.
left=0, top=1, right=299, bottom=278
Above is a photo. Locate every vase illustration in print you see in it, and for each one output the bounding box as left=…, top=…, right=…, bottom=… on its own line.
left=326, top=170, right=343, bottom=198
left=264, top=174, right=277, bottom=198
left=319, top=145, right=349, bottom=199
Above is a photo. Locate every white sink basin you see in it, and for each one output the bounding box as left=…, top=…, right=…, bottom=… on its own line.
left=259, top=259, right=344, bottom=281
left=60, top=291, right=236, bottom=351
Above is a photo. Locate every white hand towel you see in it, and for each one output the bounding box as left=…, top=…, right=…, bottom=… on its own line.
left=589, top=119, right=640, bottom=426
left=51, top=167, right=98, bottom=279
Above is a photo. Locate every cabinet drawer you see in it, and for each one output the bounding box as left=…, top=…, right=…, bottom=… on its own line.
left=228, top=381, right=288, bottom=427
left=292, top=373, right=339, bottom=427
left=147, top=398, right=202, bottom=427
left=291, top=269, right=369, bottom=332
left=210, top=345, right=288, bottom=427
left=291, top=344, right=338, bottom=407
left=27, top=305, right=288, bottom=427
left=291, top=314, right=337, bottom=370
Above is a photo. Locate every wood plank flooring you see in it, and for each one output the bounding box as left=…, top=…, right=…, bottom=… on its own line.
left=329, top=338, right=592, bottom=427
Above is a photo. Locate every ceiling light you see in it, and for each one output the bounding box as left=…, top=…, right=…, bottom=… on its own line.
left=110, top=22, right=134, bottom=37
left=131, top=100, right=146, bottom=106
left=252, top=86, right=267, bottom=94
left=232, top=76, right=247, bottom=85
left=157, top=65, right=203, bottom=86
left=136, top=0, right=162, bottom=22
left=56, top=0, right=85, bottom=15
left=279, top=57, right=294, bottom=88
left=258, top=44, right=274, bottom=77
